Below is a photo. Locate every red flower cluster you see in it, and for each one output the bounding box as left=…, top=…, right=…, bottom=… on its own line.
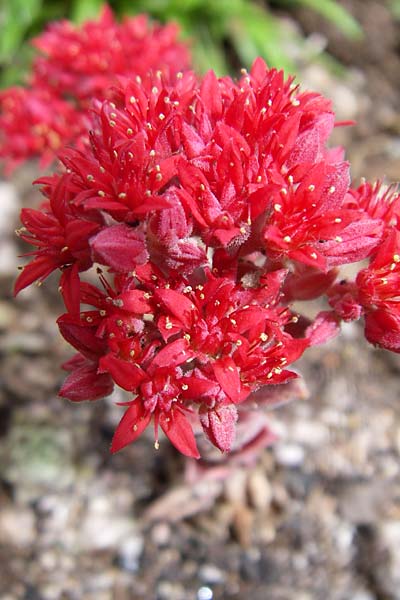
left=0, top=6, right=190, bottom=173
left=328, top=181, right=400, bottom=351
left=15, top=59, right=400, bottom=458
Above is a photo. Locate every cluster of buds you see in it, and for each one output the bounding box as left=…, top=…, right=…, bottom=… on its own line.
left=0, top=6, right=190, bottom=173
left=13, top=56, right=400, bottom=459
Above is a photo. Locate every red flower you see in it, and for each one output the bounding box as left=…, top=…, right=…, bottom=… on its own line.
left=32, top=7, right=190, bottom=103
left=57, top=312, right=114, bottom=401
left=356, top=229, right=400, bottom=352
left=0, top=6, right=190, bottom=173
left=14, top=57, right=400, bottom=457
left=345, top=179, right=400, bottom=232
left=15, top=174, right=101, bottom=313
left=0, top=87, right=86, bottom=173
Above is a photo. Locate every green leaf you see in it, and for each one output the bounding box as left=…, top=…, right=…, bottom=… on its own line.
left=390, top=0, right=400, bottom=19
left=192, top=25, right=231, bottom=75
left=0, top=0, right=42, bottom=61
left=228, top=4, right=296, bottom=72
left=70, top=0, right=104, bottom=23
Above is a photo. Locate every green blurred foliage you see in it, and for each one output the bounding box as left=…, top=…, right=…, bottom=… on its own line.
left=278, top=0, right=362, bottom=38
left=0, top=0, right=363, bottom=87
left=390, top=0, right=400, bottom=19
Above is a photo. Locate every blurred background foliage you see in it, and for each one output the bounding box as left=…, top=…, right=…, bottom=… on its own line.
left=0, top=0, right=365, bottom=87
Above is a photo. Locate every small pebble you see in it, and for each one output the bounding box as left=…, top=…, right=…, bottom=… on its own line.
left=118, top=535, right=144, bottom=573
left=151, top=522, right=171, bottom=546
left=274, top=443, right=305, bottom=468
left=248, top=469, right=272, bottom=510
left=197, top=587, right=213, bottom=600
left=198, top=564, right=225, bottom=584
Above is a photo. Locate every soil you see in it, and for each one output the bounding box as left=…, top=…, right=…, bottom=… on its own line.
left=0, top=2, right=399, bottom=599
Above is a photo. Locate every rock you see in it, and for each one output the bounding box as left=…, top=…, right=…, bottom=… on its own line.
left=0, top=506, right=36, bottom=548
left=151, top=522, right=172, bottom=547
left=378, top=520, right=400, bottom=596
left=274, top=443, right=305, bottom=468
left=118, top=535, right=144, bottom=573
left=290, top=420, right=329, bottom=447
left=1, top=332, right=48, bottom=354
left=232, top=504, right=253, bottom=547
left=0, top=301, right=17, bottom=330
left=247, top=469, right=272, bottom=511
left=78, top=495, right=137, bottom=551
left=157, top=581, right=186, bottom=600
left=144, top=480, right=222, bottom=523
left=223, top=468, right=247, bottom=505
left=2, top=423, right=75, bottom=502
left=339, top=481, right=389, bottom=524
left=197, top=587, right=213, bottom=600
left=198, top=564, right=225, bottom=585
left=351, top=591, right=375, bottom=600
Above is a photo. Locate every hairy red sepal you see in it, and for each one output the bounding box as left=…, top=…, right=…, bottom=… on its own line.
left=200, top=405, right=238, bottom=453
left=90, top=224, right=148, bottom=272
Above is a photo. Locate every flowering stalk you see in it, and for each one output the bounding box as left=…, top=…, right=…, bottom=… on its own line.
left=14, top=58, right=400, bottom=459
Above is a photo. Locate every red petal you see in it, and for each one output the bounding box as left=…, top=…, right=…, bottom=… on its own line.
left=65, top=219, right=99, bottom=252
left=58, top=316, right=107, bottom=360
left=155, top=288, right=194, bottom=328
left=306, top=311, right=340, bottom=346
left=111, top=401, right=151, bottom=453
left=284, top=267, right=338, bottom=301
left=200, top=71, right=222, bottom=120
left=117, top=290, right=152, bottom=313
left=364, top=310, right=400, bottom=353
left=99, top=354, right=146, bottom=391
left=179, top=375, right=218, bottom=399
left=59, top=363, right=114, bottom=401
left=212, top=356, right=241, bottom=403
left=150, top=338, right=194, bottom=371
left=14, top=254, right=59, bottom=295
left=59, top=264, right=80, bottom=315
left=159, top=408, right=200, bottom=458
left=62, top=353, right=86, bottom=371
left=181, top=122, right=206, bottom=157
